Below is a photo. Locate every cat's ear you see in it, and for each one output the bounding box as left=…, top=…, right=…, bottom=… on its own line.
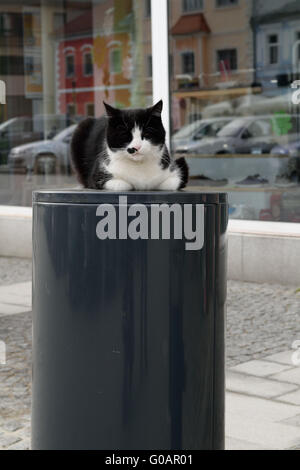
left=103, top=102, right=120, bottom=118
left=149, top=100, right=163, bottom=117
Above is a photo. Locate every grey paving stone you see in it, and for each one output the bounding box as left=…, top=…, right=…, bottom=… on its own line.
left=227, top=411, right=300, bottom=450
left=0, top=420, right=23, bottom=433
left=226, top=392, right=300, bottom=449
left=0, top=302, right=30, bottom=316
left=272, top=368, right=300, bottom=386
left=227, top=371, right=298, bottom=399
left=7, top=439, right=30, bottom=450
left=0, top=433, right=21, bottom=449
left=264, top=350, right=296, bottom=366
left=226, top=390, right=300, bottom=423
left=276, top=389, right=300, bottom=406
left=230, top=360, right=292, bottom=377
left=281, top=414, right=300, bottom=427
left=0, top=282, right=32, bottom=311
left=225, top=436, right=270, bottom=450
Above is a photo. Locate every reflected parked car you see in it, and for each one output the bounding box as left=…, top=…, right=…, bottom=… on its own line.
left=172, top=118, right=232, bottom=153
left=186, top=115, right=300, bottom=156
left=0, top=115, right=80, bottom=165
left=0, top=117, right=43, bottom=164
left=8, top=124, right=77, bottom=174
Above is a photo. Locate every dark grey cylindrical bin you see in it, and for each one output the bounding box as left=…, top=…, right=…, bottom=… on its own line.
left=32, top=190, right=227, bottom=450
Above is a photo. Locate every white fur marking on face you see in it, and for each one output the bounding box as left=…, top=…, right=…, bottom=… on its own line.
left=129, top=126, right=143, bottom=152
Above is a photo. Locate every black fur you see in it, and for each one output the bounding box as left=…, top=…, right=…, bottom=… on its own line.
left=71, top=100, right=189, bottom=190
left=174, top=157, right=189, bottom=189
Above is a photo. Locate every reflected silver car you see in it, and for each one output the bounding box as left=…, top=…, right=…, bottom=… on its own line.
left=172, top=118, right=232, bottom=153
left=186, top=115, right=300, bottom=155
left=8, top=124, right=77, bottom=174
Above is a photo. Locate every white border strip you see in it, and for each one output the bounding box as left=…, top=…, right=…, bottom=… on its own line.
left=151, top=0, right=170, bottom=148
left=228, top=219, right=300, bottom=238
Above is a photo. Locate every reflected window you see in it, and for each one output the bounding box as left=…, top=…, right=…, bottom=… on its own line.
left=86, top=103, right=95, bottom=117
left=268, top=34, right=279, bottom=65
left=145, top=0, right=151, bottom=18
left=182, top=51, right=195, bottom=74
left=217, top=49, right=237, bottom=72
left=296, top=32, right=300, bottom=60
left=53, top=12, right=66, bottom=31
left=0, top=12, right=23, bottom=37
left=169, top=54, right=174, bottom=76
left=247, top=121, right=271, bottom=138
left=110, top=49, right=122, bottom=74
left=182, top=0, right=203, bottom=13
left=216, top=0, right=238, bottom=7
left=67, top=103, right=76, bottom=117
left=66, top=54, right=75, bottom=78
left=0, top=56, right=24, bottom=75
left=147, top=55, right=152, bottom=77
left=83, top=51, right=93, bottom=76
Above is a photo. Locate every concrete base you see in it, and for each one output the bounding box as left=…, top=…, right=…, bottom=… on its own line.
left=0, top=206, right=300, bottom=286
left=0, top=206, right=32, bottom=259
left=228, top=219, right=300, bottom=286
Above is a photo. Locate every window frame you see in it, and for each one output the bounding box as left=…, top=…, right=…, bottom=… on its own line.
left=146, top=54, right=152, bottom=78
left=295, top=32, right=300, bottom=61
left=66, top=103, right=76, bottom=117
left=181, top=50, right=195, bottom=75
left=85, top=103, right=95, bottom=117
left=82, top=51, right=93, bottom=77
left=109, top=48, right=122, bottom=75
left=215, top=0, right=239, bottom=8
left=145, top=0, right=151, bottom=18
left=216, top=48, right=238, bottom=73
left=65, top=53, right=75, bottom=79
left=266, top=32, right=280, bottom=66
left=182, top=0, right=204, bottom=14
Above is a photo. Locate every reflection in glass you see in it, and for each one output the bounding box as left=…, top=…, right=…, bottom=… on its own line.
left=0, top=0, right=152, bottom=206
left=169, top=0, right=300, bottom=222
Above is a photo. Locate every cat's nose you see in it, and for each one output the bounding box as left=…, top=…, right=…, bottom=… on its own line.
left=127, top=144, right=141, bottom=154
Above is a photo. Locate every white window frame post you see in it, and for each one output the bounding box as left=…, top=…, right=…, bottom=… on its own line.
left=0, top=80, right=6, bottom=104
left=151, top=0, right=171, bottom=148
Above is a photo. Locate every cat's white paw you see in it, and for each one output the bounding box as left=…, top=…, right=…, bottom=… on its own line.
left=157, top=173, right=180, bottom=191
left=104, top=179, right=133, bottom=191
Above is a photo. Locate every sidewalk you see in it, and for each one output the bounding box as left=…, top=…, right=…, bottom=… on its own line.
left=0, top=282, right=31, bottom=450
left=226, top=353, right=300, bottom=449
left=0, top=280, right=300, bottom=450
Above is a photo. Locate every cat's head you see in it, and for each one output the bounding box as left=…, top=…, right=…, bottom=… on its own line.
left=103, top=100, right=166, bottom=162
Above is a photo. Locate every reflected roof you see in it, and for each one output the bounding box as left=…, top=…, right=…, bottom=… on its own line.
left=171, top=13, right=210, bottom=35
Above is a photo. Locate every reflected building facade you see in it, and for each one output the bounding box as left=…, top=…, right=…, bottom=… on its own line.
left=169, top=0, right=255, bottom=130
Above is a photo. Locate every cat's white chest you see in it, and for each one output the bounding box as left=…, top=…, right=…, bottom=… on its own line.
left=105, top=157, right=168, bottom=190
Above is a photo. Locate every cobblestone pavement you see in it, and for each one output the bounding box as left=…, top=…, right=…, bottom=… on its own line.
left=0, top=257, right=299, bottom=449
left=0, top=310, right=31, bottom=450
left=0, top=257, right=32, bottom=286
left=227, top=281, right=300, bottom=367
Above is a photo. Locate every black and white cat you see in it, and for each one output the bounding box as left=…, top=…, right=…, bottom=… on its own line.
left=71, top=100, right=188, bottom=191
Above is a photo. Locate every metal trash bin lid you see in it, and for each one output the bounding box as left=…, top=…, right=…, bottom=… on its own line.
left=33, top=189, right=228, bottom=205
